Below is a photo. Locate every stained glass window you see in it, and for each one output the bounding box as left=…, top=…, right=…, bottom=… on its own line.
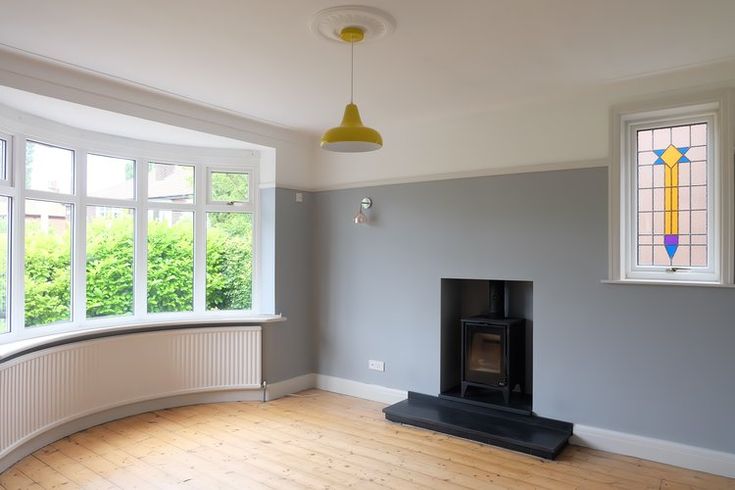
left=637, top=123, right=707, bottom=268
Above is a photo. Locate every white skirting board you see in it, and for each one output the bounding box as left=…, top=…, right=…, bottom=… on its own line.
left=0, top=389, right=264, bottom=474
left=572, top=425, right=735, bottom=479
left=266, top=373, right=317, bottom=401
left=299, top=375, right=735, bottom=479
left=264, top=373, right=407, bottom=404
left=314, top=374, right=408, bottom=405
left=2, top=366, right=732, bottom=479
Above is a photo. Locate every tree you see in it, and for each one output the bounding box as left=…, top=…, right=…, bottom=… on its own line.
left=23, top=212, right=253, bottom=326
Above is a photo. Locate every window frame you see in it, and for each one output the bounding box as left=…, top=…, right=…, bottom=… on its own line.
left=86, top=152, right=137, bottom=200
left=0, top=133, right=12, bottom=333
left=610, top=89, right=735, bottom=285
left=206, top=167, right=253, bottom=208
left=147, top=160, right=195, bottom=205
left=0, top=130, right=11, bottom=184
left=0, top=119, right=260, bottom=345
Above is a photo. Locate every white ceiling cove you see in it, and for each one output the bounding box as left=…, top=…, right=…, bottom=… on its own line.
left=0, top=86, right=262, bottom=149
left=1, top=0, right=735, bottom=134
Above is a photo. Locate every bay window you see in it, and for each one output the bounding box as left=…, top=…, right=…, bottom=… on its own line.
left=0, top=125, right=259, bottom=344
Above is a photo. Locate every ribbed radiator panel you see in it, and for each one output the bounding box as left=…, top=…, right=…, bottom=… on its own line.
left=0, top=326, right=262, bottom=459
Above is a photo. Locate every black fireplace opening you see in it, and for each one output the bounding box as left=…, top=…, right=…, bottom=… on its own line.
left=461, top=317, right=525, bottom=403
left=440, top=279, right=533, bottom=414
left=464, top=323, right=504, bottom=388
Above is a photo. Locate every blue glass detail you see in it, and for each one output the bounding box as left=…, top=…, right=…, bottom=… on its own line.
left=653, top=149, right=665, bottom=164
left=664, top=235, right=679, bottom=259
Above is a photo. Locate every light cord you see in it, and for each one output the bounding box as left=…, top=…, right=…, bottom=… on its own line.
left=350, top=39, right=354, bottom=103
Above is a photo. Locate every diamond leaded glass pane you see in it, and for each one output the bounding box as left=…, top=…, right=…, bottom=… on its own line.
left=637, top=123, right=707, bottom=268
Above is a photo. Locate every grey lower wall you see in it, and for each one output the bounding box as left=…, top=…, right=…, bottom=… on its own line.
left=262, top=187, right=316, bottom=383
left=313, top=167, right=735, bottom=453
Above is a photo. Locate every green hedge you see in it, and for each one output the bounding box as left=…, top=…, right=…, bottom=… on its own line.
left=21, top=214, right=252, bottom=327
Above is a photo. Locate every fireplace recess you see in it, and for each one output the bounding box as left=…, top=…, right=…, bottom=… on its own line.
left=383, top=278, right=572, bottom=460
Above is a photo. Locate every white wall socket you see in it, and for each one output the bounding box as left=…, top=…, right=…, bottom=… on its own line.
left=295, top=192, right=304, bottom=202
left=368, top=360, right=385, bottom=372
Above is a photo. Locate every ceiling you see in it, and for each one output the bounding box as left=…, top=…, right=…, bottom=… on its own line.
left=1, top=0, right=735, bottom=134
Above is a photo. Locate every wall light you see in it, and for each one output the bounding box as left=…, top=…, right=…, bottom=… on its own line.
left=354, top=197, right=372, bottom=224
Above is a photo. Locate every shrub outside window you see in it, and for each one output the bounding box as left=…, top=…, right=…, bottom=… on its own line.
left=0, top=128, right=258, bottom=344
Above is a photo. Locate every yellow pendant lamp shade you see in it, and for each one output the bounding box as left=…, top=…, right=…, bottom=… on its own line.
left=320, top=26, right=382, bottom=152
left=321, top=103, right=382, bottom=152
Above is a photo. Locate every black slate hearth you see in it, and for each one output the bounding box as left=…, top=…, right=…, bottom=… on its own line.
left=383, top=392, right=572, bottom=460
left=439, top=385, right=532, bottom=416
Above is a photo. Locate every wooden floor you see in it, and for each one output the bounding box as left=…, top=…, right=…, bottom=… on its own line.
left=1, top=390, right=732, bottom=489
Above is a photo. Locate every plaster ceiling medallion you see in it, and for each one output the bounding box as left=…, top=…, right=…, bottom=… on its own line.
left=310, top=5, right=396, bottom=44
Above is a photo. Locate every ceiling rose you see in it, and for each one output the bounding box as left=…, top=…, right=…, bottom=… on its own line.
left=309, top=5, right=396, bottom=44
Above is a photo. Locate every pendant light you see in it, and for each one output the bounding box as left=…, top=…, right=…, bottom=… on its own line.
left=321, top=26, right=383, bottom=152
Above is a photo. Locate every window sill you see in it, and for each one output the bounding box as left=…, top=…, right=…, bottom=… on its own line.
left=602, top=279, right=735, bottom=288
left=0, top=314, right=286, bottom=364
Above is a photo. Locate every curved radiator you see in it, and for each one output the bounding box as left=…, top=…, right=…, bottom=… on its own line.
left=0, top=326, right=262, bottom=462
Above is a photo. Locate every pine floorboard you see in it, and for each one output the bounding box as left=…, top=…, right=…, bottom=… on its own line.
left=1, top=389, right=732, bottom=489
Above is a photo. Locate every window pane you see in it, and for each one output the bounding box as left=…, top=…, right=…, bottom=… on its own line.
left=26, top=141, right=74, bottom=194
left=0, top=138, right=6, bottom=180
left=87, top=154, right=135, bottom=199
left=210, top=171, right=249, bottom=203
left=148, top=162, right=194, bottom=203
left=147, top=210, right=193, bottom=312
left=86, top=207, right=134, bottom=318
left=25, top=199, right=72, bottom=327
left=206, top=213, right=253, bottom=311
left=0, top=198, right=8, bottom=334
left=636, top=123, right=708, bottom=268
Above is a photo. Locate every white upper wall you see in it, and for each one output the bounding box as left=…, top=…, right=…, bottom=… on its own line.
left=1, top=0, right=735, bottom=190
left=4, top=44, right=730, bottom=191
left=313, top=59, right=735, bottom=190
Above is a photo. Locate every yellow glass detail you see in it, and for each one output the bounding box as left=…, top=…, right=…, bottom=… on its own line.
left=660, top=144, right=684, bottom=168
left=664, top=162, right=679, bottom=236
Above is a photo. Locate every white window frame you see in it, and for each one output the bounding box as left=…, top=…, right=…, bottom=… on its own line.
left=610, top=89, right=735, bottom=285
left=0, top=114, right=260, bottom=345
left=0, top=130, right=11, bottom=184
left=206, top=167, right=253, bottom=208
left=0, top=132, right=13, bottom=335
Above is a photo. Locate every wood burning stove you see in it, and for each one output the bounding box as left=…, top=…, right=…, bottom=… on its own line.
left=461, top=316, right=525, bottom=403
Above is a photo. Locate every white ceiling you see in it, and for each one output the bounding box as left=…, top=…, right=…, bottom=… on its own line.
left=1, top=0, right=735, bottom=134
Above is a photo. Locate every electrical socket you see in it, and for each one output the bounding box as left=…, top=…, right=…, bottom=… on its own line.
left=368, top=360, right=385, bottom=372
left=295, top=192, right=304, bottom=202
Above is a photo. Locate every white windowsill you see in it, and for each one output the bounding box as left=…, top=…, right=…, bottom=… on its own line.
left=0, top=314, right=286, bottom=362
left=602, top=279, right=735, bottom=288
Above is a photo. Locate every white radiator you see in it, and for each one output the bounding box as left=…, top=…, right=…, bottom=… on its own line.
left=0, top=326, right=262, bottom=460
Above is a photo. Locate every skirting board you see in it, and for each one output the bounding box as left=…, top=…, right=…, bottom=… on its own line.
left=5, top=372, right=731, bottom=479
left=572, top=425, right=735, bottom=479
left=315, top=374, right=408, bottom=405
left=0, top=389, right=264, bottom=474
left=310, top=375, right=735, bottom=479
left=266, top=373, right=317, bottom=401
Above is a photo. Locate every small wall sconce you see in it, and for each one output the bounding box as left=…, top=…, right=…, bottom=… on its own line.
left=353, top=197, right=372, bottom=224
